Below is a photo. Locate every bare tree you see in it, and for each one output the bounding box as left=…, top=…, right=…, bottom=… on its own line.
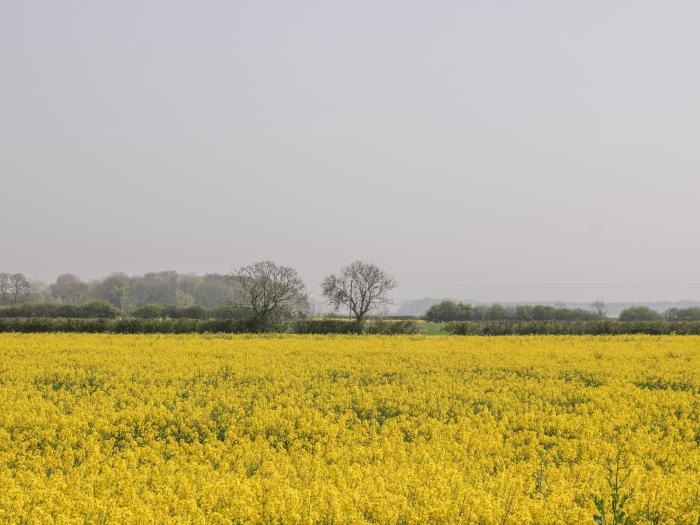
left=232, top=261, right=307, bottom=330
left=0, top=273, right=10, bottom=305
left=591, top=300, right=607, bottom=317
left=9, top=273, right=31, bottom=304
left=321, top=261, right=397, bottom=329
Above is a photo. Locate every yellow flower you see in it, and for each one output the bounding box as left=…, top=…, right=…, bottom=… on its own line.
left=0, top=334, right=698, bottom=524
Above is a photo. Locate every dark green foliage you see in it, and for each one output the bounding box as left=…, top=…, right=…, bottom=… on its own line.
left=484, top=304, right=508, bottom=320
left=618, top=307, right=663, bottom=322
left=424, top=301, right=603, bottom=322
left=365, top=320, right=422, bottom=335
left=515, top=304, right=602, bottom=321
left=210, top=305, right=250, bottom=320
left=293, top=319, right=363, bottom=334
left=0, top=301, right=119, bottom=319
left=3, top=316, right=700, bottom=335
left=294, top=319, right=421, bottom=334
left=0, top=318, right=252, bottom=333
left=164, top=305, right=208, bottom=319
left=424, top=301, right=474, bottom=322
left=131, top=304, right=166, bottom=319
left=444, top=320, right=700, bottom=335
left=137, top=303, right=250, bottom=321
left=0, top=302, right=250, bottom=322
left=665, top=307, right=700, bottom=321
left=592, top=450, right=635, bottom=525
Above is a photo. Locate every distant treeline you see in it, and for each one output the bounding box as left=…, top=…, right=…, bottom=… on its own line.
left=424, top=301, right=602, bottom=322
left=424, top=300, right=700, bottom=323
left=3, top=267, right=700, bottom=335
left=0, top=302, right=248, bottom=320
left=5, top=270, right=699, bottom=323
left=0, top=271, right=238, bottom=311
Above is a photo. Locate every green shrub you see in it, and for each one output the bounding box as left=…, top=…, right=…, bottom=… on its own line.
left=80, top=301, right=121, bottom=318
left=425, top=301, right=475, bottom=322
left=211, top=305, right=250, bottom=320
left=618, top=307, right=663, bottom=322
left=424, top=301, right=603, bottom=322
left=163, top=305, right=208, bottom=319
left=665, top=307, right=700, bottom=322
left=131, top=304, right=166, bottom=319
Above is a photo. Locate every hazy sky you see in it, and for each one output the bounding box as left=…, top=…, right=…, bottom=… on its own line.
left=2, top=1, right=699, bottom=303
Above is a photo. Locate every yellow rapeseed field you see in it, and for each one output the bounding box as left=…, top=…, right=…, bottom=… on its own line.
left=0, top=334, right=699, bottom=524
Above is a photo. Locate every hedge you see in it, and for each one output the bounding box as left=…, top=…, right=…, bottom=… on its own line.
left=444, top=320, right=700, bottom=335
left=3, top=318, right=700, bottom=335
left=293, top=319, right=422, bottom=334
left=293, top=319, right=362, bottom=334
left=365, top=320, right=422, bottom=334
left=0, top=302, right=119, bottom=319
left=0, top=318, right=423, bottom=335
left=0, top=303, right=249, bottom=320
left=0, top=318, right=252, bottom=334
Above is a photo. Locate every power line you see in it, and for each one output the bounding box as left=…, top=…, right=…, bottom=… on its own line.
left=396, top=282, right=700, bottom=289
left=302, top=280, right=700, bottom=290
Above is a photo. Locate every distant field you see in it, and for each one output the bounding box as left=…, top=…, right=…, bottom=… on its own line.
left=1, top=334, right=699, bottom=524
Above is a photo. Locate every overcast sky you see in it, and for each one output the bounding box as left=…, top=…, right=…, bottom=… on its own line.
left=2, top=1, right=699, bottom=303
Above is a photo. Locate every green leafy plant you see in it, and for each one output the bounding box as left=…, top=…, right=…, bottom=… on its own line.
left=593, top=449, right=635, bottom=525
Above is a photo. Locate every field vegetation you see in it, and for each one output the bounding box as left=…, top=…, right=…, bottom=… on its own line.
left=1, top=334, right=699, bottom=524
